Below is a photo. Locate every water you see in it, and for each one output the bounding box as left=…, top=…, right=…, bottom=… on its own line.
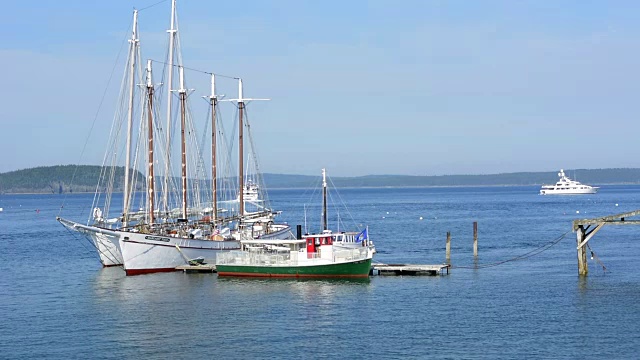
left=2, top=186, right=640, bottom=358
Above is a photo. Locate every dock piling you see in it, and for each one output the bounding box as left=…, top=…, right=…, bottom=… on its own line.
left=446, top=231, right=451, bottom=263
left=473, top=221, right=478, bottom=257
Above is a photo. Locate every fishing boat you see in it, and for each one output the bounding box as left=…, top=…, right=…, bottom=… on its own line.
left=215, top=169, right=374, bottom=278
left=540, top=169, right=598, bottom=195
left=57, top=1, right=291, bottom=275
left=215, top=237, right=373, bottom=278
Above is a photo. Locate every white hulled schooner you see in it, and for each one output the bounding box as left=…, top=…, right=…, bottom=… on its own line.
left=58, top=1, right=291, bottom=275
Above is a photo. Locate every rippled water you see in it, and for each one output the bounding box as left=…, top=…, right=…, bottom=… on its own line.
left=2, top=186, right=640, bottom=358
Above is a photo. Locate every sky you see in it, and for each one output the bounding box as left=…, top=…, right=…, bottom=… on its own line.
left=2, top=0, right=640, bottom=177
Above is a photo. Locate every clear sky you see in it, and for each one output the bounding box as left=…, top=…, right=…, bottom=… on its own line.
left=2, top=0, right=640, bottom=176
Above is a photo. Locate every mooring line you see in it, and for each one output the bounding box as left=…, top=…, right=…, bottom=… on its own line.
left=451, top=230, right=571, bottom=269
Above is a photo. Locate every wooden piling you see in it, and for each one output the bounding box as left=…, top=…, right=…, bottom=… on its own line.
left=473, top=221, right=478, bottom=257
left=576, top=225, right=588, bottom=276
left=445, top=231, right=451, bottom=263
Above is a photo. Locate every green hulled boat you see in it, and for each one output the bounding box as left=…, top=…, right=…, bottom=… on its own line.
left=216, top=169, right=375, bottom=278
left=215, top=238, right=374, bottom=278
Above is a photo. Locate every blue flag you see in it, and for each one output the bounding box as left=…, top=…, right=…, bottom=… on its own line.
left=355, top=227, right=368, bottom=243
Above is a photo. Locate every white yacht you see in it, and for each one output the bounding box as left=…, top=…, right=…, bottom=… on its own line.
left=540, top=169, right=598, bottom=195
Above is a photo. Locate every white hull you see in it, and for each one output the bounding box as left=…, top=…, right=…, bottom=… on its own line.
left=89, top=231, right=123, bottom=266
left=120, top=224, right=291, bottom=275
left=58, top=217, right=123, bottom=266
left=119, top=232, right=240, bottom=275
left=540, top=188, right=598, bottom=195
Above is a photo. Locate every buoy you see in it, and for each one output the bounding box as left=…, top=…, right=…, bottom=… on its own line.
left=616, top=204, right=619, bottom=207
left=576, top=210, right=580, bottom=214
left=382, top=216, right=385, bottom=219
left=419, top=216, right=423, bottom=220
left=386, top=211, right=389, bottom=215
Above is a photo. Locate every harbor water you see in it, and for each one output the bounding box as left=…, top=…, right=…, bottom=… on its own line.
left=2, top=186, right=640, bottom=358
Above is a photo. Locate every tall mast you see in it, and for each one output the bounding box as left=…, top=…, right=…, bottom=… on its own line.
left=210, top=74, right=218, bottom=222
left=123, top=9, right=139, bottom=228
left=222, top=79, right=269, bottom=219
left=322, top=168, right=328, bottom=231
left=146, top=60, right=155, bottom=225
left=238, top=79, right=245, bottom=218
left=178, top=66, right=188, bottom=219
left=163, top=0, right=177, bottom=218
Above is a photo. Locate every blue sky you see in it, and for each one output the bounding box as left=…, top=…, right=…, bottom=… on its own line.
left=2, top=0, right=640, bottom=176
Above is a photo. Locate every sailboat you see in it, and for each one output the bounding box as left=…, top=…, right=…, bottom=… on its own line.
left=58, top=1, right=291, bottom=275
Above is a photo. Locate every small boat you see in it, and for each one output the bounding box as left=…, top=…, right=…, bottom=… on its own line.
left=216, top=169, right=375, bottom=278
left=215, top=237, right=373, bottom=278
left=540, top=169, right=598, bottom=195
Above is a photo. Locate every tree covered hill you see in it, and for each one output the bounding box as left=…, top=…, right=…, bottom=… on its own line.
left=0, top=165, right=143, bottom=194
left=2, top=166, right=640, bottom=194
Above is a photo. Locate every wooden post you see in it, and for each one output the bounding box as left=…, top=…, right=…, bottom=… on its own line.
left=577, top=225, right=588, bottom=276
left=473, top=221, right=478, bottom=257
left=445, top=231, right=451, bottom=263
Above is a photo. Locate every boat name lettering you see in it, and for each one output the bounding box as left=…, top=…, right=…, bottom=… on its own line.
left=145, top=235, right=171, bottom=242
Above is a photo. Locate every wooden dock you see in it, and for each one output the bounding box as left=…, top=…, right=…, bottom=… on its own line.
left=371, top=263, right=450, bottom=276
left=175, top=264, right=217, bottom=273
left=175, top=263, right=450, bottom=276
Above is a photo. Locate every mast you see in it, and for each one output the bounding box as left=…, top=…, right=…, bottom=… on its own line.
left=123, top=9, right=139, bottom=228
left=210, top=74, right=218, bottom=222
left=238, top=79, right=245, bottom=218
left=178, top=66, right=187, bottom=219
left=146, top=60, right=155, bottom=225
left=163, top=0, right=177, bottom=218
left=322, top=168, right=328, bottom=231
left=222, top=79, right=269, bottom=219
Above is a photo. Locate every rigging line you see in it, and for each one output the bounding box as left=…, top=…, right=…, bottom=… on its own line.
left=138, top=0, right=169, bottom=12
left=586, top=243, right=608, bottom=272
left=61, top=226, right=125, bottom=270
left=58, top=19, right=133, bottom=218
left=451, top=231, right=570, bottom=270
left=149, top=59, right=239, bottom=79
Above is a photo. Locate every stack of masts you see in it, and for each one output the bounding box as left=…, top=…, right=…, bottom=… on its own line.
left=114, top=2, right=275, bottom=232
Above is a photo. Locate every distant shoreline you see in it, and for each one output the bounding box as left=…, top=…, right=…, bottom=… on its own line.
left=3, top=182, right=640, bottom=196
left=2, top=165, right=640, bottom=194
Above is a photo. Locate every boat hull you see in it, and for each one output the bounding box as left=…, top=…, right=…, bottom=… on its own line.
left=540, top=188, right=598, bottom=195
left=216, top=258, right=372, bottom=278
left=88, top=231, right=123, bottom=266
left=57, top=217, right=123, bottom=266
left=120, top=232, right=241, bottom=275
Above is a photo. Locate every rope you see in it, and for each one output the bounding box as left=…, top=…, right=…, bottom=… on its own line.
left=149, top=59, right=239, bottom=79
left=138, top=0, right=168, bottom=12
left=587, top=243, right=608, bottom=272
left=61, top=223, right=125, bottom=270
left=452, top=231, right=570, bottom=269
left=57, top=19, right=132, bottom=217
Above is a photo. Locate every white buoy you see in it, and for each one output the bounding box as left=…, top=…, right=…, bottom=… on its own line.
left=576, top=210, right=580, bottom=214
left=382, top=216, right=385, bottom=219
left=419, top=216, right=423, bottom=220
left=386, top=211, right=389, bottom=215
left=616, top=204, right=619, bottom=207
left=0, top=207, right=3, bottom=212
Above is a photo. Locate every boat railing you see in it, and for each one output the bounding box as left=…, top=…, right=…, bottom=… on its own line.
left=333, top=248, right=369, bottom=262
left=216, top=247, right=370, bottom=266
